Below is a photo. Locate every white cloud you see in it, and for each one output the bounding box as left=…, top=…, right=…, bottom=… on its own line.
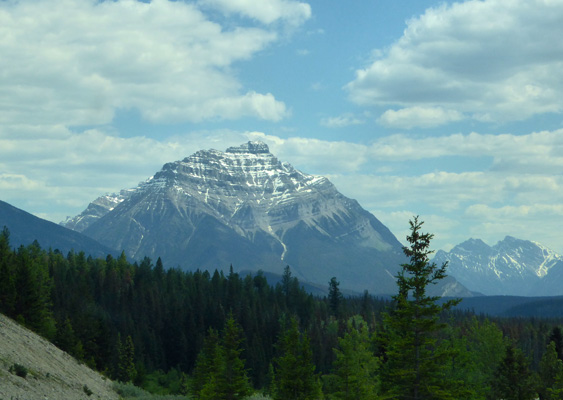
left=378, top=107, right=464, bottom=129
left=320, top=113, right=365, bottom=128
left=0, top=0, right=289, bottom=130
left=199, top=0, right=311, bottom=25
left=346, top=0, right=563, bottom=125
left=465, top=204, right=563, bottom=253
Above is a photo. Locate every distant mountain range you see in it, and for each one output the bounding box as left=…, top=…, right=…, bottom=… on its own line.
left=17, top=140, right=562, bottom=298
left=60, top=141, right=470, bottom=297
left=0, top=200, right=116, bottom=258
left=4, top=141, right=561, bottom=298
left=434, top=236, right=563, bottom=296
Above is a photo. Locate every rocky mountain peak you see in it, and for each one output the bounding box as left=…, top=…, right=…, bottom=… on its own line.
left=435, top=235, right=563, bottom=296
left=60, top=141, right=470, bottom=296
left=226, top=141, right=270, bottom=154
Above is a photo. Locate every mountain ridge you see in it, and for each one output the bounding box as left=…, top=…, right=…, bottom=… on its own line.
left=434, top=236, right=563, bottom=296
left=0, top=199, right=118, bottom=258
left=64, top=141, right=470, bottom=296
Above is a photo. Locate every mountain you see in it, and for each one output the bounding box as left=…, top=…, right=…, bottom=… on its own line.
left=434, top=236, right=563, bottom=296
left=64, top=141, right=470, bottom=296
left=0, top=200, right=117, bottom=258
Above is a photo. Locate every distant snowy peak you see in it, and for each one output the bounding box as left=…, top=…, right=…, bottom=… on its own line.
left=435, top=236, right=563, bottom=296
left=61, top=190, right=133, bottom=232
left=62, top=141, right=330, bottom=234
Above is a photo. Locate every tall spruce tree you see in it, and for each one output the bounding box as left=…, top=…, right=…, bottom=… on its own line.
left=199, top=315, right=253, bottom=400
left=328, top=277, right=344, bottom=318
left=330, top=316, right=379, bottom=400
left=273, top=318, right=322, bottom=400
left=488, top=344, right=536, bottom=400
left=192, top=328, right=222, bottom=397
left=381, top=217, right=460, bottom=400
left=537, top=341, right=563, bottom=400
left=116, top=334, right=137, bottom=383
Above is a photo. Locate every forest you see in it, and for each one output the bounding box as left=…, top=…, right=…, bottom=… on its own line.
left=1, top=220, right=563, bottom=400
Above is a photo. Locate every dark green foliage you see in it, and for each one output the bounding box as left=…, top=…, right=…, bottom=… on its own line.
left=83, top=384, right=93, bottom=396
left=327, top=316, right=379, bottom=400
left=328, top=277, right=343, bottom=318
left=380, top=217, right=461, bottom=400
left=549, top=326, right=563, bottom=361
left=272, top=318, right=322, bottom=400
left=199, top=315, right=253, bottom=400
left=3, top=227, right=563, bottom=397
left=489, top=343, right=537, bottom=400
left=10, top=363, right=29, bottom=378
left=443, top=317, right=507, bottom=399
left=117, top=334, right=137, bottom=383
left=192, top=328, right=221, bottom=396
left=537, top=341, right=563, bottom=400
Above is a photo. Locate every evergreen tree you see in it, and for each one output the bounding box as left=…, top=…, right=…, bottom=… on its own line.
left=447, top=318, right=507, bottom=400
left=273, top=318, right=322, bottom=400
left=192, top=328, right=222, bottom=397
left=330, top=316, right=379, bottom=400
left=13, top=245, right=56, bottom=339
left=328, top=277, right=344, bottom=318
left=488, top=343, right=536, bottom=400
left=117, top=334, right=137, bottom=382
left=217, top=315, right=253, bottom=399
left=199, top=315, right=252, bottom=400
left=0, top=235, right=16, bottom=315
left=380, top=217, right=460, bottom=400
left=549, top=326, right=563, bottom=361
left=537, top=341, right=563, bottom=400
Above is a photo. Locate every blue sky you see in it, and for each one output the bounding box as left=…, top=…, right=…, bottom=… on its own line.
left=1, top=0, right=563, bottom=254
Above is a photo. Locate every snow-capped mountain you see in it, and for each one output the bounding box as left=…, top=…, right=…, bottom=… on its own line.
left=63, top=141, right=470, bottom=296
left=62, top=190, right=133, bottom=232
left=434, top=236, right=563, bottom=296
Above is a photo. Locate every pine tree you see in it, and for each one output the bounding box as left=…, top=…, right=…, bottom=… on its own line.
left=328, top=277, right=344, bottom=318
left=216, top=315, right=253, bottom=399
left=537, top=341, right=563, bottom=400
left=116, top=334, right=136, bottom=382
left=381, top=217, right=461, bottom=400
left=192, top=328, right=222, bottom=397
left=489, top=343, right=536, bottom=400
left=0, top=230, right=16, bottom=314
left=330, top=316, right=379, bottom=400
left=199, top=315, right=253, bottom=400
left=549, top=326, right=563, bottom=361
left=272, top=318, right=322, bottom=400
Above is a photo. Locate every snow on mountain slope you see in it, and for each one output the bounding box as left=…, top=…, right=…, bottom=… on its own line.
left=64, top=141, right=470, bottom=296
left=434, top=236, right=563, bottom=296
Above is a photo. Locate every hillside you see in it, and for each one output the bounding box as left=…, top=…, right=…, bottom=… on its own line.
left=0, top=200, right=117, bottom=259
left=0, top=313, right=118, bottom=400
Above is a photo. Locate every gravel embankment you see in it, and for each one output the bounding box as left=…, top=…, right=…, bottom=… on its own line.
left=0, top=313, right=119, bottom=400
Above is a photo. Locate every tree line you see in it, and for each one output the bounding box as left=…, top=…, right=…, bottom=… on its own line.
left=1, top=221, right=563, bottom=399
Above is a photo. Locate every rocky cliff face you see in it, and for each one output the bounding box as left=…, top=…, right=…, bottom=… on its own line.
left=65, top=141, right=468, bottom=295
left=434, top=236, right=563, bottom=295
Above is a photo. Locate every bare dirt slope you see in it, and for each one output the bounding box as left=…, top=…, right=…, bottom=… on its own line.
left=0, top=313, right=119, bottom=400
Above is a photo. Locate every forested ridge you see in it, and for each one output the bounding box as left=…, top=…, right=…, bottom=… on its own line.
left=2, top=224, right=563, bottom=399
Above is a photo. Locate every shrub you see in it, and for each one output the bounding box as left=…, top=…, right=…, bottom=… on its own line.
left=83, top=384, right=93, bottom=396
left=9, top=363, right=28, bottom=378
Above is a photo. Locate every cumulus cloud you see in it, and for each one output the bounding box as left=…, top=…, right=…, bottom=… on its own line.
left=346, top=0, right=563, bottom=127
left=0, top=0, right=290, bottom=131
left=199, top=0, right=311, bottom=25
left=378, top=107, right=464, bottom=129
left=0, top=128, right=256, bottom=221
left=240, top=131, right=563, bottom=252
